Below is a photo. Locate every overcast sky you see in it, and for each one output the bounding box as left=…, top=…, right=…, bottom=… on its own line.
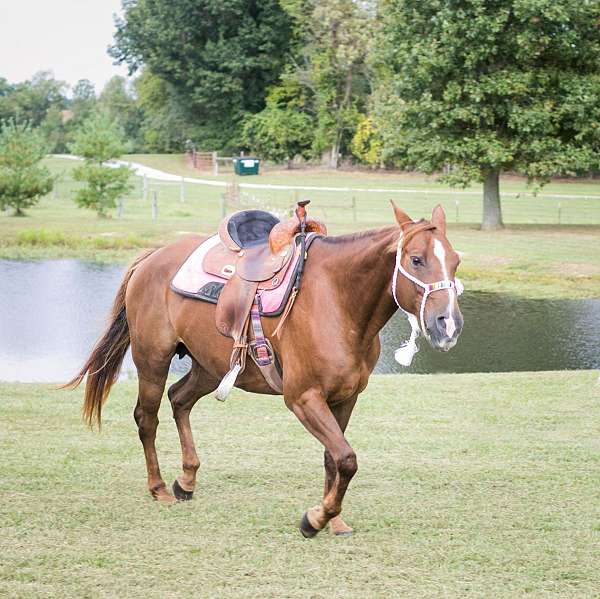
left=0, top=0, right=130, bottom=93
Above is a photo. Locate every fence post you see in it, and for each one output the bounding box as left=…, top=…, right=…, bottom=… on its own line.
left=212, top=152, right=218, bottom=176
left=180, top=177, right=185, bottom=203
left=152, top=191, right=158, bottom=220
left=143, top=174, right=148, bottom=201
left=352, top=196, right=357, bottom=222
left=455, top=199, right=460, bottom=223
left=117, top=197, right=124, bottom=219
left=557, top=202, right=562, bottom=225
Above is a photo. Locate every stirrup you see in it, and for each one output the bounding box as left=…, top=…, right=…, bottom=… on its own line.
left=214, top=363, right=242, bottom=401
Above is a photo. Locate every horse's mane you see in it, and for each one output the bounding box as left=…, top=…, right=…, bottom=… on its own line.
left=321, top=226, right=397, bottom=246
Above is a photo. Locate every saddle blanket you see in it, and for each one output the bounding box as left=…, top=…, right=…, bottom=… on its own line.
left=170, top=235, right=304, bottom=316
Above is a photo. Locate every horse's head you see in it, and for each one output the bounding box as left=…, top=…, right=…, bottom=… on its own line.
left=391, top=202, right=463, bottom=352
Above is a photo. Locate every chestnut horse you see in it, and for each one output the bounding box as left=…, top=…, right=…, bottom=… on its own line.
left=67, top=203, right=463, bottom=537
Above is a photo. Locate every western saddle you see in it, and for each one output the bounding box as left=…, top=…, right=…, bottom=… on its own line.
left=208, top=201, right=326, bottom=400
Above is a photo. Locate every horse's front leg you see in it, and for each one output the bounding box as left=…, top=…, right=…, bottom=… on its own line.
left=287, top=389, right=358, bottom=538
left=324, top=396, right=358, bottom=536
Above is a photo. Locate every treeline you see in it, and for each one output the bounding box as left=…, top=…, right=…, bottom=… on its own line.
left=0, top=71, right=155, bottom=154
left=1, top=2, right=380, bottom=166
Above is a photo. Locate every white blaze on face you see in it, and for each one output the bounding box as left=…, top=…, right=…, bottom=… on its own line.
left=433, top=239, right=456, bottom=338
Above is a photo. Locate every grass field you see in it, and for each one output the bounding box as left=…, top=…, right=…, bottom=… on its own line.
left=0, top=156, right=599, bottom=298
left=1, top=371, right=599, bottom=598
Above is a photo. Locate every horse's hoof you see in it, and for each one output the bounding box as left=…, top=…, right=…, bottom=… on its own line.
left=334, top=529, right=354, bottom=537
left=150, top=483, right=177, bottom=505
left=329, top=515, right=354, bottom=536
left=172, top=479, right=194, bottom=501
left=155, top=493, right=177, bottom=505
left=299, top=512, right=320, bottom=538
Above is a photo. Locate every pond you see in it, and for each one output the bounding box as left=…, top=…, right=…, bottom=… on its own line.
left=0, top=259, right=598, bottom=383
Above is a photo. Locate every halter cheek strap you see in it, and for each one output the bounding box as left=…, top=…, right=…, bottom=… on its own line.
left=392, top=231, right=464, bottom=366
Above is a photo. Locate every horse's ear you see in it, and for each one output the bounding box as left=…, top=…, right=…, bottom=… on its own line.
left=431, top=204, right=446, bottom=234
left=390, top=200, right=412, bottom=227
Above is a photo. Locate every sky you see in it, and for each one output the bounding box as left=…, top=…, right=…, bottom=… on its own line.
left=0, top=0, right=130, bottom=94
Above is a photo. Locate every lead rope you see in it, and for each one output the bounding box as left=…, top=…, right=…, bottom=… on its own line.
left=392, top=233, right=464, bottom=367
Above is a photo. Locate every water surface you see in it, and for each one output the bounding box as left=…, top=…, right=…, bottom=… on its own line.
left=0, top=259, right=598, bottom=382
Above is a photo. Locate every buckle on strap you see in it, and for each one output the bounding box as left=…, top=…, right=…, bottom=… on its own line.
left=249, top=339, right=274, bottom=366
left=250, top=295, right=272, bottom=366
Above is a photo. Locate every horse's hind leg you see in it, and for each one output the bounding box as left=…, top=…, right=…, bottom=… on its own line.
left=134, top=365, right=173, bottom=504
left=168, top=359, right=218, bottom=501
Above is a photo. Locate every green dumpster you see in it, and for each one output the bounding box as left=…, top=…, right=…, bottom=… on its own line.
left=233, top=156, right=260, bottom=176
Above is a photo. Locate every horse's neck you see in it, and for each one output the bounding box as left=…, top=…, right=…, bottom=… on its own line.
left=319, top=227, right=399, bottom=342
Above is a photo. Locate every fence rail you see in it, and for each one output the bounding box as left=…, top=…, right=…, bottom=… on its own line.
left=42, top=169, right=600, bottom=228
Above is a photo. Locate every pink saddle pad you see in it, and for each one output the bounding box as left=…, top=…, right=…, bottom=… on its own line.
left=170, top=235, right=305, bottom=316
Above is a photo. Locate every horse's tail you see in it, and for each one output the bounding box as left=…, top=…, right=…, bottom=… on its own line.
left=63, top=248, right=159, bottom=428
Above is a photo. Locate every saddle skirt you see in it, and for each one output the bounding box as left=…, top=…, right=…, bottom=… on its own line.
left=171, top=233, right=317, bottom=316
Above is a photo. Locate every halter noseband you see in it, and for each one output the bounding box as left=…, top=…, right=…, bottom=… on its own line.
left=391, top=221, right=463, bottom=366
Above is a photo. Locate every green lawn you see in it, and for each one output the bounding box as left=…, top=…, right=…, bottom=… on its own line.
left=0, top=156, right=599, bottom=298
left=1, top=371, right=599, bottom=598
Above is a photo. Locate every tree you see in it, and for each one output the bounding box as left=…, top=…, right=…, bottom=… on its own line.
left=244, top=0, right=375, bottom=167
left=307, top=0, right=374, bottom=167
left=71, top=79, right=97, bottom=124
left=110, top=0, right=294, bottom=151
left=135, top=71, right=190, bottom=152
left=69, top=112, right=133, bottom=217
left=0, top=72, right=66, bottom=128
left=97, top=76, right=143, bottom=150
left=242, top=81, right=314, bottom=165
left=350, top=115, right=383, bottom=167
left=0, top=120, right=55, bottom=216
left=375, top=0, right=600, bottom=229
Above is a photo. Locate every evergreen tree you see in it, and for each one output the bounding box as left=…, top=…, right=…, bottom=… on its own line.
left=69, top=112, right=133, bottom=217
left=0, top=120, right=55, bottom=216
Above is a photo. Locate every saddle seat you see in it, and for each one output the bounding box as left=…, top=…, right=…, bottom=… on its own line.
left=214, top=210, right=293, bottom=282
left=207, top=207, right=327, bottom=282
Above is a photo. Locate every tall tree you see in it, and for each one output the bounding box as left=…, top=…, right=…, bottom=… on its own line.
left=0, top=120, right=55, bottom=216
left=244, top=0, right=374, bottom=167
left=375, top=0, right=600, bottom=229
left=303, top=0, right=374, bottom=167
left=110, top=0, right=294, bottom=152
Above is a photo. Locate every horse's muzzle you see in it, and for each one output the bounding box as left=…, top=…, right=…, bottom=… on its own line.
left=427, top=311, right=463, bottom=351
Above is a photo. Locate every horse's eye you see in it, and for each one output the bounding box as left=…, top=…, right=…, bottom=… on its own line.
left=410, top=256, right=423, bottom=267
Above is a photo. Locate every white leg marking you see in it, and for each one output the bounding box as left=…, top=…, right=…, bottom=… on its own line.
left=433, top=239, right=456, bottom=337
